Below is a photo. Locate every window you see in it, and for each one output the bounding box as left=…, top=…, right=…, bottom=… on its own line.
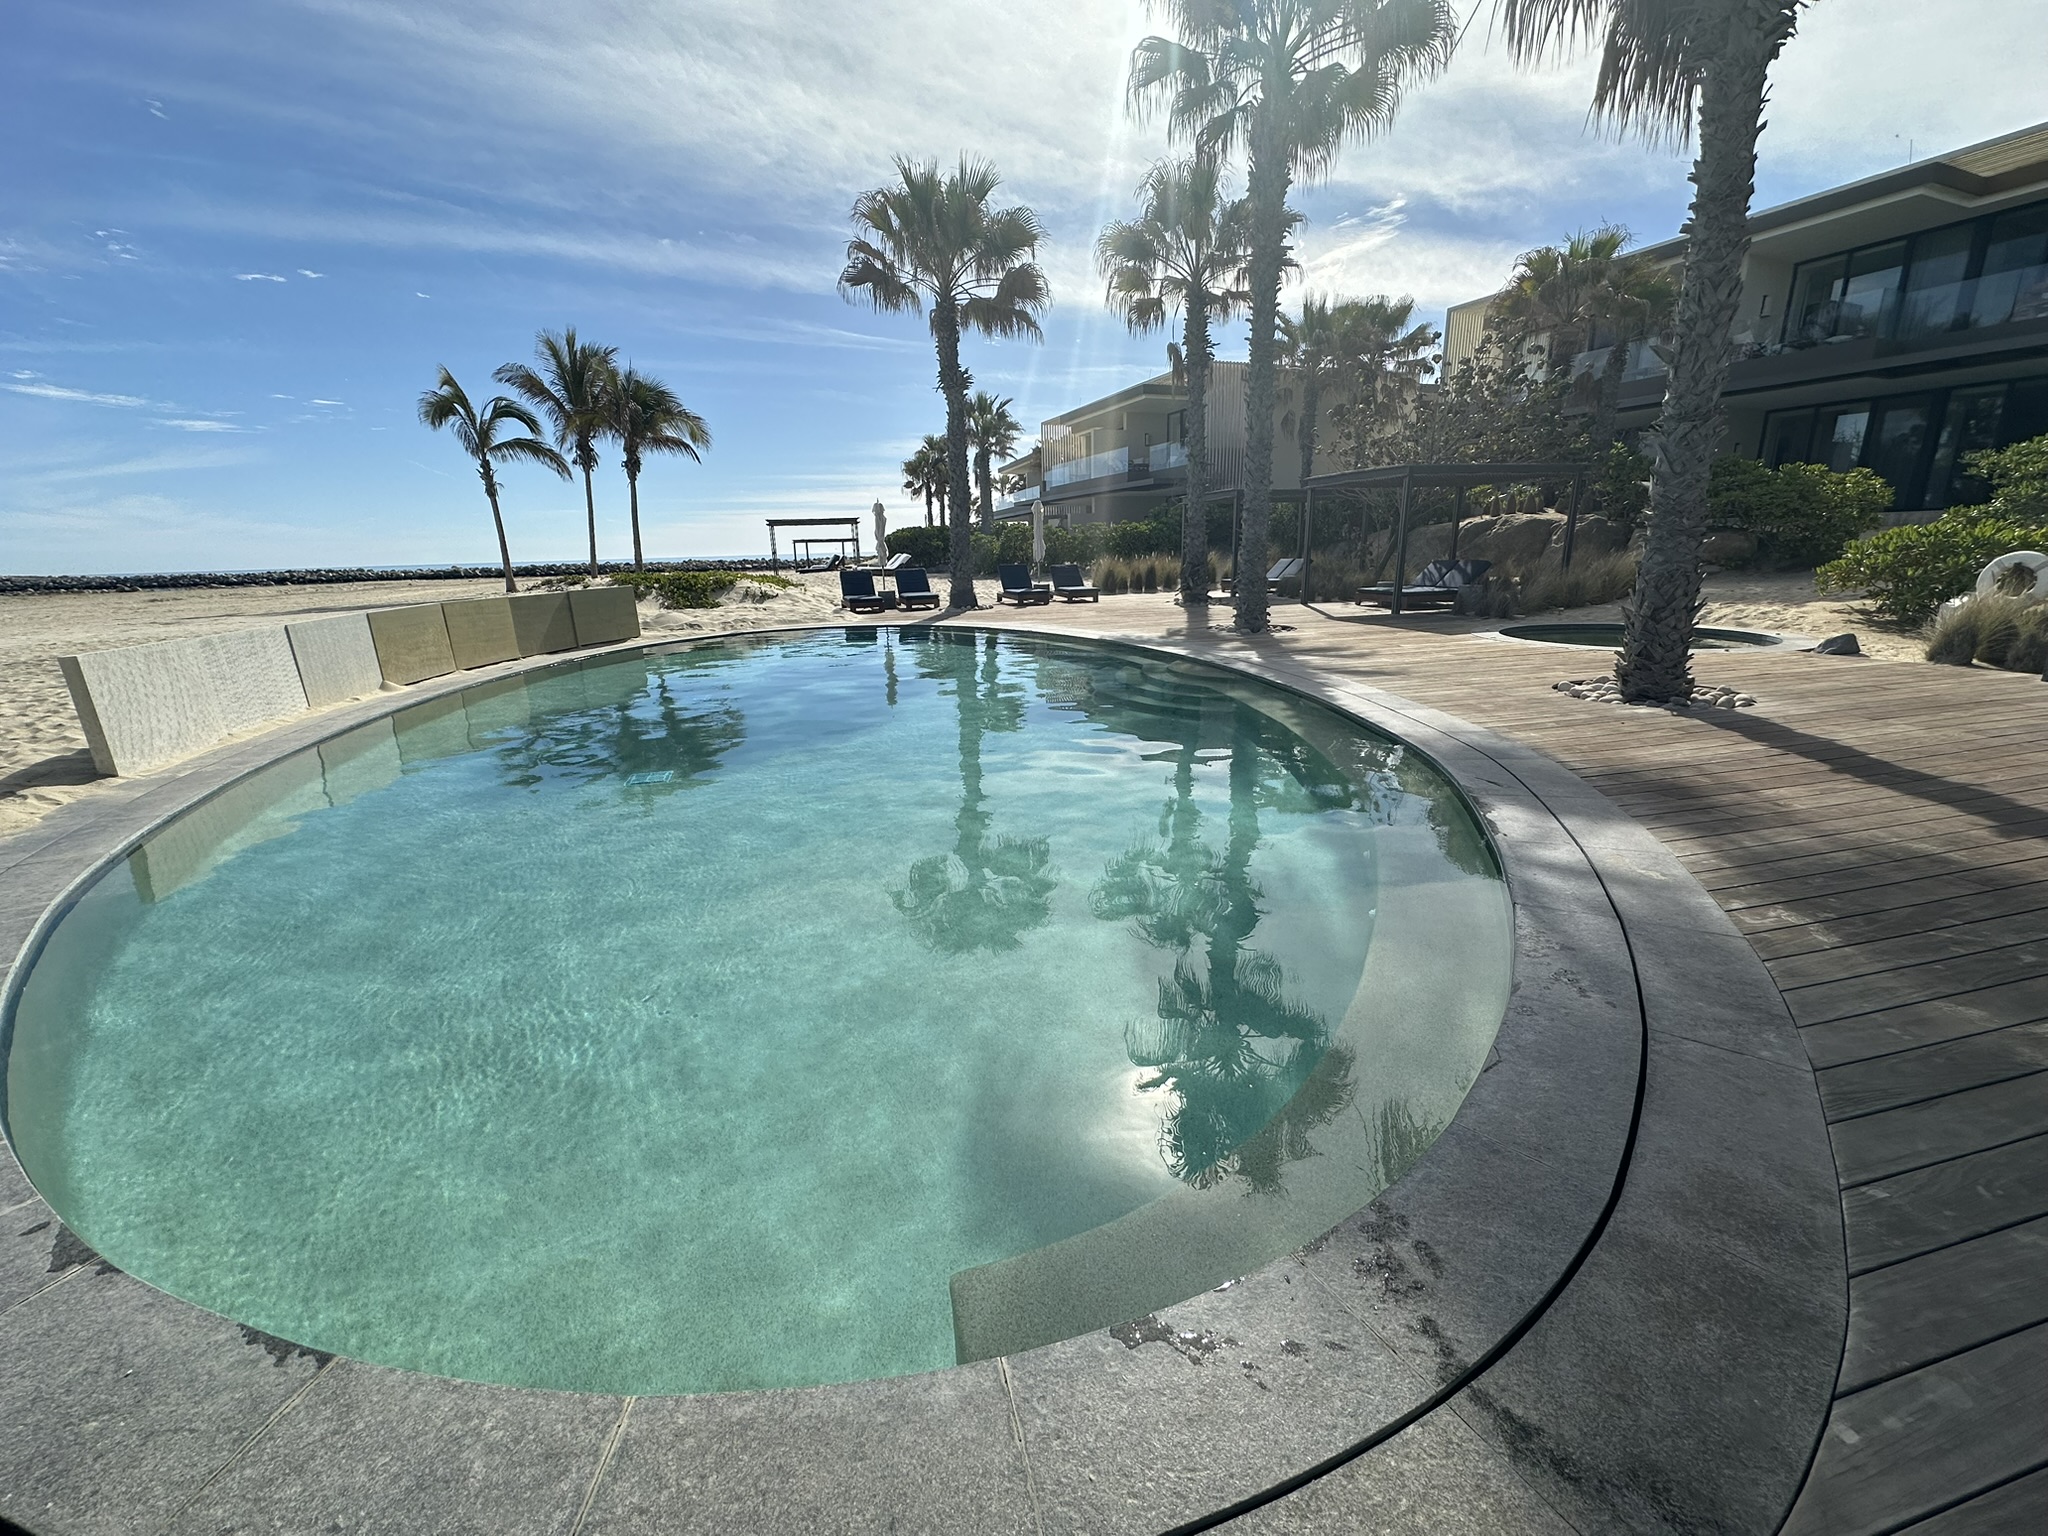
left=1925, top=387, right=2006, bottom=508
left=1787, top=255, right=1848, bottom=343
left=1975, top=204, right=2048, bottom=327
left=1839, top=242, right=1907, bottom=338
left=1762, top=409, right=1816, bottom=467
left=1866, top=397, right=1934, bottom=508
left=1898, top=223, right=1976, bottom=338
left=1816, top=405, right=1870, bottom=472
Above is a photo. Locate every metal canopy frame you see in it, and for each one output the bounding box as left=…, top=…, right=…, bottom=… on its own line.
left=766, top=517, right=862, bottom=572
left=1296, top=461, right=1593, bottom=615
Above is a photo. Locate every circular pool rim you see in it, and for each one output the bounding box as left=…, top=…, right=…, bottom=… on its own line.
left=0, top=617, right=1732, bottom=1533
left=1479, top=620, right=1813, bottom=651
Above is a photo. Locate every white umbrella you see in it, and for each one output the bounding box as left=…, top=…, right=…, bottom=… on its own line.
left=1031, top=500, right=1046, bottom=569
left=872, top=500, right=888, bottom=567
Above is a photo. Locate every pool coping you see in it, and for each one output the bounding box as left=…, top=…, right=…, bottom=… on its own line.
left=0, top=618, right=1844, bottom=1535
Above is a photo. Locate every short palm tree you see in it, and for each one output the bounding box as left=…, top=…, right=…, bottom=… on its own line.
left=1325, top=294, right=1438, bottom=466
left=416, top=367, right=570, bottom=592
left=902, top=434, right=950, bottom=525
left=1497, top=0, right=1810, bottom=703
left=966, top=391, right=1024, bottom=532
left=1132, top=0, right=1459, bottom=633
left=1279, top=295, right=1345, bottom=485
left=495, top=328, right=618, bottom=578
left=840, top=156, right=1050, bottom=610
left=1097, top=155, right=1252, bottom=603
left=607, top=368, right=711, bottom=571
left=1494, top=227, right=1627, bottom=377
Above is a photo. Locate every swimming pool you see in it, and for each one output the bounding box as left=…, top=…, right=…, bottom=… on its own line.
left=2, top=629, right=1511, bottom=1395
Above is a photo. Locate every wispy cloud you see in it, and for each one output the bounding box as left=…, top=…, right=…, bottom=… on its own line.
left=5, top=382, right=152, bottom=408
left=297, top=268, right=324, bottom=277
left=156, top=417, right=252, bottom=432
left=144, top=97, right=168, bottom=119
left=309, top=397, right=345, bottom=406
left=235, top=271, right=288, bottom=282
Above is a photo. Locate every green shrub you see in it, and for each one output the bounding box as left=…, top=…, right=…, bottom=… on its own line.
left=1967, top=432, right=2048, bottom=523
left=640, top=571, right=738, bottom=609
left=1924, top=604, right=1983, bottom=665
left=1707, top=457, right=1892, bottom=568
left=885, top=526, right=952, bottom=569
left=1106, top=509, right=1181, bottom=559
left=1817, top=515, right=2038, bottom=627
left=1043, top=523, right=1106, bottom=567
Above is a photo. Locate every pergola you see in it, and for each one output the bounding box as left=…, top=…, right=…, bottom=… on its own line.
left=1296, top=461, right=1593, bottom=614
left=766, top=517, right=861, bottom=572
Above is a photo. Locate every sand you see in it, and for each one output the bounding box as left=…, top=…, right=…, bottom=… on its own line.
left=0, top=567, right=1922, bottom=841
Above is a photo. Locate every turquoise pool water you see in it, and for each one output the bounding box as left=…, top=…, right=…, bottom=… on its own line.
left=3, top=629, right=1511, bottom=1394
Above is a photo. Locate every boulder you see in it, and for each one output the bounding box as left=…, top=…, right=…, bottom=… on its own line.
left=1810, top=633, right=1861, bottom=656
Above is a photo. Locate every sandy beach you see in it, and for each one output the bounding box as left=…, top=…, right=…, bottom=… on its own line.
left=0, top=567, right=1923, bottom=840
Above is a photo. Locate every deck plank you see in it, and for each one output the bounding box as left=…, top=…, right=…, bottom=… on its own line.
left=1831, top=1073, right=2048, bottom=1186
left=1839, top=1216, right=2048, bottom=1390
left=1817, top=1024, right=2048, bottom=1121
left=1845, top=1134, right=2048, bottom=1274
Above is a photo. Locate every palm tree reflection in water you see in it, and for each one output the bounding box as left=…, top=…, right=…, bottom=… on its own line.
left=1089, top=683, right=1356, bottom=1195
left=892, top=633, right=1057, bottom=953
left=491, top=665, right=746, bottom=796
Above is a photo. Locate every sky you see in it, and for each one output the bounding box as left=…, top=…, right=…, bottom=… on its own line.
left=2, top=0, right=2042, bottom=575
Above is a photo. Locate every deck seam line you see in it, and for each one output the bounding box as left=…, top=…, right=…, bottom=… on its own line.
left=1848, top=1204, right=2048, bottom=1279
left=1840, top=1128, right=2048, bottom=1190
left=156, top=1353, right=339, bottom=1534
left=1873, top=1455, right=2048, bottom=1536
left=1823, top=1064, right=2048, bottom=1125
left=1780, top=934, right=2048, bottom=994
left=0, top=1261, right=84, bottom=1320
left=1796, top=974, right=2048, bottom=1027
left=567, top=1395, right=634, bottom=1536
left=1836, top=1315, right=2048, bottom=1400
left=995, top=1355, right=1046, bottom=1536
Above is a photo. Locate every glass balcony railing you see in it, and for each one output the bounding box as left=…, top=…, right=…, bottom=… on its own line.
left=1044, top=445, right=1128, bottom=487
left=1783, top=263, right=2048, bottom=348
left=1148, top=441, right=1188, bottom=471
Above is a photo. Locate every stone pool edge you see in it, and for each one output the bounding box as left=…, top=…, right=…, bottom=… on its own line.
left=0, top=620, right=1843, bottom=1536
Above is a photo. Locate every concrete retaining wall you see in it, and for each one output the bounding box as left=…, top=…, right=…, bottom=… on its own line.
left=59, top=591, right=640, bottom=780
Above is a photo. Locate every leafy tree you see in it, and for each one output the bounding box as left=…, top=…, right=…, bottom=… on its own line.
left=1499, top=0, right=1812, bottom=702
left=416, top=367, right=570, bottom=592
left=607, top=367, right=710, bottom=572
left=1098, top=155, right=1254, bottom=603
left=496, top=328, right=619, bottom=577
left=966, top=390, right=1024, bottom=533
left=1706, top=456, right=1889, bottom=567
left=1131, top=0, right=1459, bottom=633
left=841, top=156, right=1050, bottom=608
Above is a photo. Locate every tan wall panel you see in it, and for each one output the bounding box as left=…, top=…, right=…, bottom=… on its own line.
left=441, top=596, right=521, bottom=670
left=287, top=612, right=384, bottom=708
left=507, top=592, right=578, bottom=656
left=367, top=604, right=457, bottom=686
left=568, top=585, right=641, bottom=647
left=60, top=625, right=307, bottom=777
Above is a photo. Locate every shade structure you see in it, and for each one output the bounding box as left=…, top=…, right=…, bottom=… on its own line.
left=1031, top=503, right=1045, bottom=568
left=872, top=502, right=888, bottom=567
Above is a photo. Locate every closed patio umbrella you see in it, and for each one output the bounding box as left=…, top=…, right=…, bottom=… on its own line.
left=1031, top=501, right=1045, bottom=570
left=873, top=501, right=888, bottom=567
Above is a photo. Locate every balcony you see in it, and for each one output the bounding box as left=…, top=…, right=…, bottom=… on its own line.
left=1148, top=441, right=1188, bottom=471
left=1044, top=445, right=1127, bottom=487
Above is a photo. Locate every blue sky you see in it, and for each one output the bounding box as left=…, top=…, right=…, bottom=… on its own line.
left=3, top=0, right=2040, bottom=574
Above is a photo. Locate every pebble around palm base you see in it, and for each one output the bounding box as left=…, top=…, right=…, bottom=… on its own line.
left=1556, top=677, right=1758, bottom=710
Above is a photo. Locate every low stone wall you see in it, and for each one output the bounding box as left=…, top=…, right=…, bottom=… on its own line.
left=59, top=590, right=641, bottom=778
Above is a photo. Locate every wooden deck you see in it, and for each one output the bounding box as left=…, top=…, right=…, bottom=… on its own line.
left=989, top=598, right=2048, bottom=1534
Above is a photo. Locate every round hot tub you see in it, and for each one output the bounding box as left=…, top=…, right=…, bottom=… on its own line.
left=2, top=629, right=1511, bottom=1395
left=1495, top=622, right=1792, bottom=650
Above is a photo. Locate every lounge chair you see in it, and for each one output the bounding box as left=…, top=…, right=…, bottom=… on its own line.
left=1267, top=557, right=1306, bottom=596
left=995, top=563, right=1053, bottom=605
left=882, top=552, right=910, bottom=571
left=894, top=566, right=942, bottom=610
left=1358, top=559, right=1492, bottom=611
left=839, top=568, right=894, bottom=614
left=1049, top=564, right=1099, bottom=602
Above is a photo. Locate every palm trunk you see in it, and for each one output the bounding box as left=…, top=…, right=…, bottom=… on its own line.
left=1298, top=369, right=1319, bottom=486
left=482, top=469, right=516, bottom=593
left=1592, top=337, right=1629, bottom=454
left=935, top=306, right=977, bottom=609
left=1180, top=303, right=1213, bottom=604
left=1618, top=19, right=1779, bottom=703
left=976, top=445, right=994, bottom=536
left=1236, top=118, right=1289, bottom=635
left=627, top=461, right=645, bottom=572
left=579, top=450, right=599, bottom=577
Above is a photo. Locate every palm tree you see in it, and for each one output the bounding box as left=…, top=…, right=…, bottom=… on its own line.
left=840, top=156, right=1050, bottom=609
left=966, top=391, right=1024, bottom=532
left=496, top=328, right=618, bottom=578
left=1132, top=1, right=1459, bottom=633
left=1097, top=155, right=1253, bottom=604
left=1279, top=295, right=1344, bottom=485
left=1590, top=252, right=1679, bottom=453
left=1325, top=294, right=1439, bottom=467
left=902, top=434, right=950, bottom=526
left=1494, top=228, right=1625, bottom=377
left=607, top=367, right=711, bottom=571
left=1498, top=0, right=1810, bottom=703
left=416, top=367, right=570, bottom=592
